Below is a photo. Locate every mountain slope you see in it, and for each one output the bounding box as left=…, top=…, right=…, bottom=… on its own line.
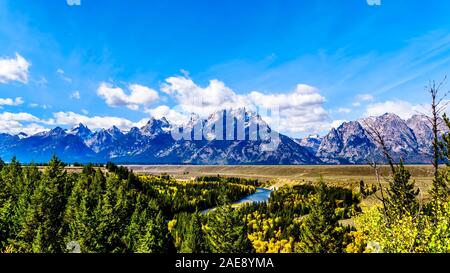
left=0, top=111, right=443, bottom=164
left=314, top=113, right=446, bottom=164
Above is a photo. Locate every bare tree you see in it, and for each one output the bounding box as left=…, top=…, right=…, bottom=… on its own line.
left=363, top=120, right=420, bottom=218
left=428, top=77, right=449, bottom=177
left=363, top=120, right=392, bottom=217
left=426, top=77, right=450, bottom=202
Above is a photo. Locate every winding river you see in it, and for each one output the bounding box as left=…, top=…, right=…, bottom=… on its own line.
left=202, top=188, right=273, bottom=214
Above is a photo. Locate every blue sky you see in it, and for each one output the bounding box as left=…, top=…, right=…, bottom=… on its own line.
left=1, top=0, right=450, bottom=137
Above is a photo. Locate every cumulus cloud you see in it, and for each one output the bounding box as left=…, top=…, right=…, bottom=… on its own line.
left=161, top=76, right=248, bottom=116
left=0, top=112, right=46, bottom=135
left=364, top=100, right=431, bottom=119
left=161, top=77, right=329, bottom=134
left=248, top=84, right=325, bottom=110
left=51, top=111, right=145, bottom=131
left=248, top=84, right=328, bottom=134
left=0, top=53, right=30, bottom=84
left=145, top=105, right=190, bottom=125
left=0, top=120, right=47, bottom=135
left=0, top=97, right=24, bottom=106
left=97, top=82, right=159, bottom=111
left=0, top=112, right=41, bottom=122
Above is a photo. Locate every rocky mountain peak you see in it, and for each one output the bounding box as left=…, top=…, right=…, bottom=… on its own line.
left=69, top=123, right=93, bottom=140
left=141, top=117, right=171, bottom=136
left=107, top=126, right=124, bottom=138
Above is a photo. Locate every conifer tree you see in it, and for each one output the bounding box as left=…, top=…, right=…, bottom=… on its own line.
left=123, top=196, right=158, bottom=252
left=386, top=161, right=419, bottom=216
left=205, top=197, right=252, bottom=253
left=295, top=180, right=344, bottom=253
left=95, top=174, right=131, bottom=252
left=181, top=211, right=207, bottom=253
left=15, top=155, right=70, bottom=252
left=135, top=210, right=173, bottom=253
left=433, top=113, right=450, bottom=202
left=64, top=169, right=103, bottom=253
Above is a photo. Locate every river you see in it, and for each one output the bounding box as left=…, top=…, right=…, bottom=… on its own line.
left=201, top=188, right=273, bottom=214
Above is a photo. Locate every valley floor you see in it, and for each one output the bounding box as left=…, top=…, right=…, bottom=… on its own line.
left=125, top=164, right=434, bottom=187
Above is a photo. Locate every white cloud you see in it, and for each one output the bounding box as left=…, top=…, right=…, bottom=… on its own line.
left=0, top=120, right=47, bottom=135
left=0, top=109, right=153, bottom=135
left=0, top=112, right=41, bottom=122
left=97, top=82, right=159, bottom=111
left=161, top=76, right=248, bottom=116
left=364, top=100, right=430, bottom=119
left=161, top=77, right=329, bottom=134
left=70, top=91, right=80, bottom=100
left=352, top=93, right=375, bottom=108
left=247, top=84, right=328, bottom=134
left=249, top=84, right=325, bottom=110
left=145, top=105, right=190, bottom=125
left=330, top=120, right=347, bottom=129
left=57, top=69, right=72, bottom=83
left=337, top=107, right=352, bottom=113
left=0, top=97, right=24, bottom=106
left=0, top=53, right=30, bottom=84
left=51, top=111, right=144, bottom=131
left=0, top=112, right=46, bottom=135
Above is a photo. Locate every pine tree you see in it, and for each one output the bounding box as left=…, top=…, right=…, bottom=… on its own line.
left=64, top=169, right=103, bottom=253
left=181, top=211, right=207, bottom=253
left=295, top=180, right=344, bottom=253
left=205, top=197, right=252, bottom=253
left=14, top=155, right=70, bottom=252
left=95, top=174, right=131, bottom=252
left=135, top=210, right=173, bottom=253
left=0, top=156, right=22, bottom=202
left=123, top=196, right=157, bottom=252
left=386, top=161, right=419, bottom=216
left=433, top=113, right=450, bottom=202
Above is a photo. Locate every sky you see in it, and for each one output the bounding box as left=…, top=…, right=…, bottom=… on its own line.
left=1, top=0, right=450, bottom=137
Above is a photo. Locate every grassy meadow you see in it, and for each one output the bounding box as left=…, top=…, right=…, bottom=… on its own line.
left=125, top=164, right=434, bottom=189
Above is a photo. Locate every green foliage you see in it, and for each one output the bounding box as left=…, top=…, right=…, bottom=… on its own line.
left=295, top=180, right=347, bottom=253
left=205, top=197, right=253, bottom=253
left=13, top=156, right=72, bottom=252
left=433, top=113, right=450, bottom=203
left=0, top=157, right=365, bottom=254
left=135, top=211, right=173, bottom=253
left=385, top=162, right=419, bottom=216
left=180, top=212, right=207, bottom=253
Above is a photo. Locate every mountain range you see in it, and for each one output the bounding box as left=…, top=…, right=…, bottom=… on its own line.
left=0, top=110, right=443, bottom=164
left=304, top=113, right=446, bottom=164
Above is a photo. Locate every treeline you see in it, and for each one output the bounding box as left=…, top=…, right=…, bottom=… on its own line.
left=0, top=155, right=362, bottom=253
left=0, top=158, right=256, bottom=253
